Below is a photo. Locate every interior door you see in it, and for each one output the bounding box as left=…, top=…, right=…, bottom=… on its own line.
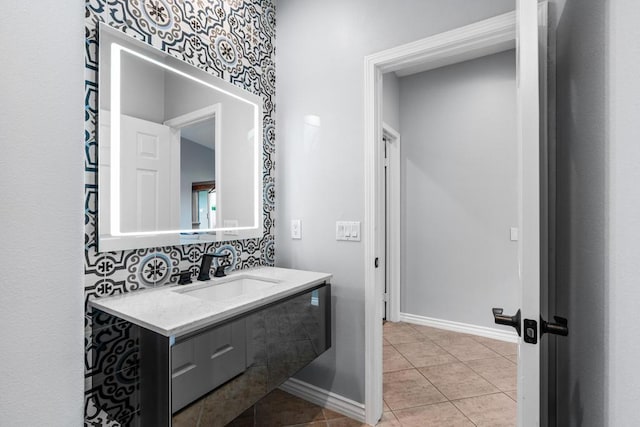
left=120, top=114, right=175, bottom=233
left=516, top=1, right=544, bottom=425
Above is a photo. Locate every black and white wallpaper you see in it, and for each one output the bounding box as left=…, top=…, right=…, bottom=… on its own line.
left=83, top=0, right=276, bottom=424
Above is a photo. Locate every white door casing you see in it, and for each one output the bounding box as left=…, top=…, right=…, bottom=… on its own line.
left=164, top=104, right=221, bottom=237
left=382, top=123, right=401, bottom=323
left=364, top=3, right=547, bottom=425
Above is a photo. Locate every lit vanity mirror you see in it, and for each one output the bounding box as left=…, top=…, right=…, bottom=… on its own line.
left=98, top=24, right=263, bottom=252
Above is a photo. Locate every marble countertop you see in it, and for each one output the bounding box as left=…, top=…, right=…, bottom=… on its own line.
left=89, top=267, right=332, bottom=337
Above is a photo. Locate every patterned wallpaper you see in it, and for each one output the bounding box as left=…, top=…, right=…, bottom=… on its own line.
left=83, top=0, right=276, bottom=424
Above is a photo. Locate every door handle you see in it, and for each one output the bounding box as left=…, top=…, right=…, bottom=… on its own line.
left=492, top=308, right=521, bottom=336
left=541, top=315, right=568, bottom=337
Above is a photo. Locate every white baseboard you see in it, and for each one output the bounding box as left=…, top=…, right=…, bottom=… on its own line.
left=399, top=312, right=519, bottom=343
left=279, top=378, right=366, bottom=423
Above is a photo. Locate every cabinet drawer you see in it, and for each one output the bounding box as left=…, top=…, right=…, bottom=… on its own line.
left=171, top=318, right=247, bottom=413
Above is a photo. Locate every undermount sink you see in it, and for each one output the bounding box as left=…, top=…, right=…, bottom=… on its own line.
left=175, top=276, right=280, bottom=302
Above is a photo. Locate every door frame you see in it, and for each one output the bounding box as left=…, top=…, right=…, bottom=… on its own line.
left=382, top=123, right=401, bottom=322
left=363, top=4, right=549, bottom=425
left=164, top=104, right=222, bottom=234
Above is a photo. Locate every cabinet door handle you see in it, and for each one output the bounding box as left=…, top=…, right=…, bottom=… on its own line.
left=211, top=344, right=234, bottom=360
left=172, top=362, right=197, bottom=379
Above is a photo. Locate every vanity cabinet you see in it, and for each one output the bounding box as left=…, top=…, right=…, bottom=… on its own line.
left=171, top=318, right=247, bottom=412
left=90, top=281, right=331, bottom=427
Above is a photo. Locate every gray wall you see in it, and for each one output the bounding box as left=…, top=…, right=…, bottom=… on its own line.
left=180, top=138, right=216, bottom=229
left=121, top=52, right=165, bottom=122
left=383, top=72, right=400, bottom=130
left=607, top=1, right=640, bottom=423
left=398, top=50, right=519, bottom=329
left=0, top=1, right=85, bottom=425
left=553, top=0, right=607, bottom=425
left=166, top=72, right=257, bottom=228
left=275, top=0, right=515, bottom=403
left=554, top=0, right=640, bottom=425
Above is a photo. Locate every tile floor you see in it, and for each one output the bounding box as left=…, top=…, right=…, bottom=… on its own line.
left=382, top=322, right=517, bottom=427
left=201, top=322, right=517, bottom=426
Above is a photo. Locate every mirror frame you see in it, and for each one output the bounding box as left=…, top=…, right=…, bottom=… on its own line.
left=97, top=23, right=264, bottom=252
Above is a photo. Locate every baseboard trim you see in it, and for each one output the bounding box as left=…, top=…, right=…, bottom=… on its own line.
left=279, top=378, right=366, bottom=423
left=399, top=312, right=519, bottom=343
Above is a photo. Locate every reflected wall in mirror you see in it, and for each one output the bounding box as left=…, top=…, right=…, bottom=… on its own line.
left=98, top=24, right=263, bottom=252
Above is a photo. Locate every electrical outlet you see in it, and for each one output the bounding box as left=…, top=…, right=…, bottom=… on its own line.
left=223, top=219, right=239, bottom=235
left=291, top=219, right=302, bottom=239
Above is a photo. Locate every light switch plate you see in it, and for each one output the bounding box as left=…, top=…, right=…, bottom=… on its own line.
left=291, top=219, right=301, bottom=239
left=336, top=221, right=361, bottom=241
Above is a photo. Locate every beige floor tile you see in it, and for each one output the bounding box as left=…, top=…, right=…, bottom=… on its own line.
left=384, top=327, right=427, bottom=345
left=375, top=411, right=401, bottom=427
left=383, top=321, right=413, bottom=332
left=323, top=408, right=345, bottom=420
left=326, top=417, right=367, bottom=426
left=393, top=402, right=474, bottom=427
left=466, top=357, right=517, bottom=391
left=419, top=362, right=499, bottom=400
left=172, top=399, right=203, bottom=427
left=382, top=400, right=390, bottom=412
left=410, top=325, right=473, bottom=341
left=383, top=368, right=447, bottom=410
left=505, top=390, right=517, bottom=402
left=505, top=354, right=518, bottom=363
left=473, top=336, right=518, bottom=356
left=434, top=336, right=500, bottom=361
left=383, top=345, right=413, bottom=372
left=254, top=389, right=326, bottom=426
left=383, top=337, right=392, bottom=346
left=288, top=422, right=328, bottom=427
left=393, top=340, right=457, bottom=368
left=452, top=393, right=517, bottom=427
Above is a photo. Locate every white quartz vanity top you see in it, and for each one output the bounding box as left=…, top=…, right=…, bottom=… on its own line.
left=89, top=267, right=331, bottom=337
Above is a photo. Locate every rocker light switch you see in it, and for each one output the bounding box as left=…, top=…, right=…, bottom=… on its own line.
left=336, top=221, right=361, bottom=241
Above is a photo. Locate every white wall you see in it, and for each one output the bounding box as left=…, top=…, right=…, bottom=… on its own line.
left=398, top=50, right=519, bottom=329
left=275, top=0, right=514, bottom=403
left=0, top=1, right=84, bottom=425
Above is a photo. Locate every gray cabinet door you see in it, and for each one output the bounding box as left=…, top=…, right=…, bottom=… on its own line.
left=172, top=318, right=247, bottom=412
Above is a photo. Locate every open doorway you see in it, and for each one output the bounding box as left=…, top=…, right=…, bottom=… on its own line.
left=381, top=47, right=520, bottom=425
left=364, top=4, right=549, bottom=426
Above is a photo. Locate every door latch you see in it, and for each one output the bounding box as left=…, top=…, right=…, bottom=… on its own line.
left=523, top=318, right=538, bottom=344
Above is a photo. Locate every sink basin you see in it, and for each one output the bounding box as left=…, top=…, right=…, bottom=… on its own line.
left=175, top=276, right=280, bottom=302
